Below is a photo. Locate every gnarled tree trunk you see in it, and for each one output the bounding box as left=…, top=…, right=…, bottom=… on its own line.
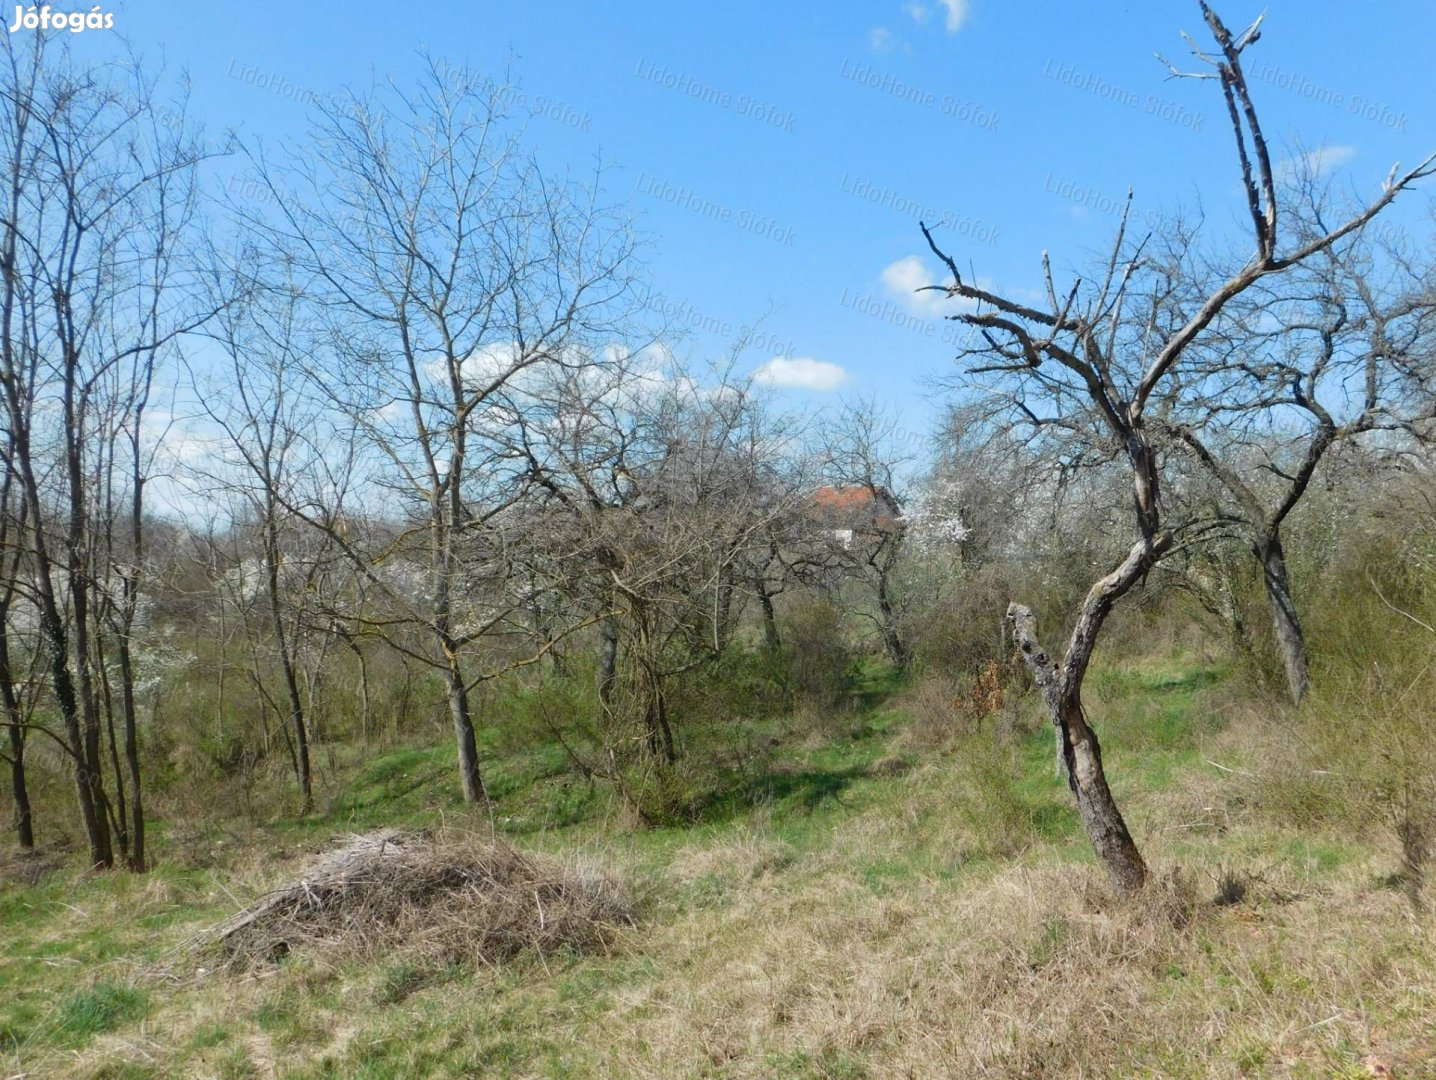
left=1009, top=602, right=1148, bottom=896
left=1005, top=528, right=1169, bottom=898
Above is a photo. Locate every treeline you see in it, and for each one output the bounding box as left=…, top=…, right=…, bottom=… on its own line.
left=2, top=12, right=1435, bottom=898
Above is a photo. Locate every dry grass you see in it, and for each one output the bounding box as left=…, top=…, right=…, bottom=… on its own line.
left=12, top=660, right=1436, bottom=1078
left=201, top=827, right=636, bottom=971
left=590, top=850, right=1436, bottom=1078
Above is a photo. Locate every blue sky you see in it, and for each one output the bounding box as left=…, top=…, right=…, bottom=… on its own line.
left=64, top=0, right=1436, bottom=450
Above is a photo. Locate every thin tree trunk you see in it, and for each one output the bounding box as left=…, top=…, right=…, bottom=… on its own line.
left=643, top=672, right=676, bottom=765
left=351, top=640, right=372, bottom=749
left=1, top=651, right=33, bottom=848
left=632, top=609, right=676, bottom=764
left=1257, top=533, right=1310, bottom=705
left=118, top=456, right=147, bottom=870
left=96, top=639, right=129, bottom=860
left=0, top=600, right=33, bottom=844
left=444, top=657, right=487, bottom=804
left=117, top=636, right=145, bottom=870
left=45, top=613, right=112, bottom=868
left=713, top=565, right=734, bottom=653
left=597, top=613, right=619, bottom=717
left=265, top=516, right=311, bottom=809
left=6, top=722, right=31, bottom=848
left=756, top=578, right=781, bottom=652
left=279, top=649, right=312, bottom=810
left=876, top=572, right=908, bottom=669
left=69, top=585, right=115, bottom=868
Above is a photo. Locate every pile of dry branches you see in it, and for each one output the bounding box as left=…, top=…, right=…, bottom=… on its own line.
left=205, top=829, right=635, bottom=970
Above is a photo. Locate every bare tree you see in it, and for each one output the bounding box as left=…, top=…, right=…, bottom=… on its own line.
left=194, top=277, right=352, bottom=810
left=920, top=4, right=1434, bottom=894
left=813, top=399, right=913, bottom=670
left=1159, top=226, right=1436, bottom=702
left=244, top=60, right=639, bottom=804
left=0, top=36, right=215, bottom=867
left=503, top=356, right=799, bottom=773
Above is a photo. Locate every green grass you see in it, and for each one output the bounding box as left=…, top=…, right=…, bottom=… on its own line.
left=3, top=653, right=1432, bottom=1078
left=54, top=982, right=150, bottom=1049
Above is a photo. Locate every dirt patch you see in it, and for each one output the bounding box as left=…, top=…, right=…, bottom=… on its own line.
left=0, top=843, right=73, bottom=887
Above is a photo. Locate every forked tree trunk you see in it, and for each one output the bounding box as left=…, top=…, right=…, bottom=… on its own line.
left=1004, top=529, right=1167, bottom=899
left=1009, top=603, right=1148, bottom=896
left=1256, top=534, right=1310, bottom=705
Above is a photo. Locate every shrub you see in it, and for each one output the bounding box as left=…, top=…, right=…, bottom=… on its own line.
left=777, top=598, right=855, bottom=708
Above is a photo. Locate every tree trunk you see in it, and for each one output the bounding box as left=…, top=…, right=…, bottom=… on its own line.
left=6, top=724, right=32, bottom=848
left=97, top=645, right=129, bottom=860
left=632, top=610, right=677, bottom=765
left=45, top=615, right=112, bottom=868
left=713, top=565, right=735, bottom=653
left=0, top=620, right=34, bottom=848
left=1008, top=601, right=1148, bottom=897
left=876, top=572, right=908, bottom=669
left=1056, top=698, right=1148, bottom=895
left=3, top=694, right=32, bottom=849
left=756, top=578, right=781, bottom=652
left=444, top=658, right=487, bottom=804
left=265, top=516, right=312, bottom=809
left=352, top=640, right=372, bottom=749
left=643, top=672, right=677, bottom=765
left=117, top=638, right=145, bottom=870
left=1256, top=534, right=1310, bottom=705
left=597, top=614, right=619, bottom=717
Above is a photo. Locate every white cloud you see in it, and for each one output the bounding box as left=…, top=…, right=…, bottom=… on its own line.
left=869, top=27, right=901, bottom=54
left=938, top=0, right=968, bottom=32
left=903, top=2, right=930, bottom=23
left=421, top=341, right=523, bottom=387
left=879, top=254, right=990, bottom=318
left=604, top=340, right=675, bottom=375
left=1276, top=144, right=1356, bottom=183
left=881, top=255, right=951, bottom=316
left=753, top=356, right=849, bottom=392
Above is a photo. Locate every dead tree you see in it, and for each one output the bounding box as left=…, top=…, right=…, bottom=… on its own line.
left=920, top=4, right=1433, bottom=895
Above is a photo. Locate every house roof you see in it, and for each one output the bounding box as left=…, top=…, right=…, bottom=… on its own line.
left=810, top=485, right=902, bottom=530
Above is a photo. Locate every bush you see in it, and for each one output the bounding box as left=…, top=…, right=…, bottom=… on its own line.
left=904, top=565, right=1013, bottom=677
left=1252, top=504, right=1436, bottom=907
left=777, top=598, right=854, bottom=707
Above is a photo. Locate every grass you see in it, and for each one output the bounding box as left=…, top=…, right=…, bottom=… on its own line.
left=3, top=652, right=1434, bottom=1077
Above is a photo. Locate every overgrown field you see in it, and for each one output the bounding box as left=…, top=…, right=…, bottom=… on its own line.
left=4, top=651, right=1434, bottom=1079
